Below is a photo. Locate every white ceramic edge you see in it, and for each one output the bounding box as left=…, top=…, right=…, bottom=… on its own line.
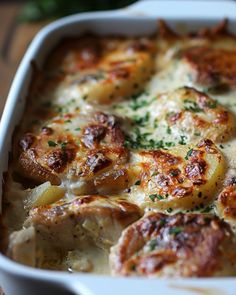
left=1, top=1, right=236, bottom=294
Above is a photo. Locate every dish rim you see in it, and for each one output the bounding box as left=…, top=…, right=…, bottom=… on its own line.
left=1, top=1, right=236, bottom=294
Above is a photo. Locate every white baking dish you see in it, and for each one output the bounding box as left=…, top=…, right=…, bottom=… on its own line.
left=1, top=1, right=236, bottom=294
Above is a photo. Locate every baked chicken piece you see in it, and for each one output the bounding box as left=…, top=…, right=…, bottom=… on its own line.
left=8, top=195, right=141, bottom=267
left=216, top=176, right=236, bottom=228
left=110, top=212, right=235, bottom=277
left=24, top=195, right=142, bottom=250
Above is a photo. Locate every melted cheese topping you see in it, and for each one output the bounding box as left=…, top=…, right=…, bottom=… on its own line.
left=2, top=21, right=236, bottom=277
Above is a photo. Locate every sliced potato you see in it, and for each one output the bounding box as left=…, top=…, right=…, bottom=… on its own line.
left=83, top=51, right=154, bottom=104
left=129, top=139, right=225, bottom=211
left=216, top=181, right=236, bottom=228
left=25, top=181, right=65, bottom=208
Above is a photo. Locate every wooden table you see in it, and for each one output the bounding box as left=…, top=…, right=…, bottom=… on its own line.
left=0, top=3, right=48, bottom=118
left=0, top=4, right=49, bottom=294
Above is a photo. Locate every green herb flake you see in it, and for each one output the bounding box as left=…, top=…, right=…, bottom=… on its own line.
left=179, top=135, right=187, bottom=145
left=202, top=205, right=214, bottom=213
left=159, top=218, right=166, bottom=226
left=167, top=208, right=173, bottom=213
left=165, top=141, right=175, bottom=148
left=169, top=170, right=179, bottom=177
left=130, top=264, right=136, bottom=271
left=153, top=119, right=158, bottom=128
left=149, top=239, right=158, bottom=251
left=185, top=148, right=193, bottom=160
left=75, top=127, right=81, bottom=131
left=206, top=100, right=217, bottom=109
left=135, top=180, right=141, bottom=185
left=61, top=142, right=68, bottom=150
left=184, top=99, right=202, bottom=113
left=166, top=126, right=172, bottom=134
left=48, top=140, right=57, bottom=147
left=169, top=227, right=182, bottom=235
left=149, top=194, right=164, bottom=202
left=219, top=144, right=224, bottom=149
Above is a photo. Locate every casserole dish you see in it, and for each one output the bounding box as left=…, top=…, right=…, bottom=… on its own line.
left=1, top=0, right=236, bottom=294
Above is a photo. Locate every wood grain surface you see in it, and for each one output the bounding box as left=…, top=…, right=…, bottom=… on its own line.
left=0, top=4, right=48, bottom=294
left=0, top=3, right=47, bottom=118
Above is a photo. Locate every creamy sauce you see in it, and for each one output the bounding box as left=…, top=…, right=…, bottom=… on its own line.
left=3, top=25, right=236, bottom=276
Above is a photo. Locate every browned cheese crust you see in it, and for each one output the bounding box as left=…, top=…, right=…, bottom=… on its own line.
left=110, top=212, right=232, bottom=277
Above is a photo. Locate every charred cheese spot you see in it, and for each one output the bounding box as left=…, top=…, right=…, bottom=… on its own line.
left=182, top=47, right=236, bottom=87
left=129, top=139, right=225, bottom=210
left=110, top=212, right=233, bottom=277
left=17, top=111, right=130, bottom=195
left=216, top=177, right=236, bottom=227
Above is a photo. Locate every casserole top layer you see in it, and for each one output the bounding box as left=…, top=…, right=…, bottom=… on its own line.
left=2, top=19, right=236, bottom=277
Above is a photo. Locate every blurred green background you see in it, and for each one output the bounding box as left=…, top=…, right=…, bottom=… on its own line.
left=19, top=0, right=137, bottom=22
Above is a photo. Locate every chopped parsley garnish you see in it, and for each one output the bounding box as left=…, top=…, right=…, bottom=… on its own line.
left=219, top=144, right=224, bottom=149
left=135, top=180, right=141, bottom=185
left=167, top=208, right=173, bottom=213
left=169, top=227, right=182, bottom=235
left=75, top=127, right=81, bottom=131
left=124, top=131, right=175, bottom=150
left=153, top=119, right=158, bottom=128
left=185, top=148, right=193, bottom=160
left=132, top=112, right=150, bottom=126
left=159, top=218, right=166, bottom=226
left=166, top=126, right=172, bottom=134
left=149, top=194, right=164, bottom=202
left=205, top=100, right=217, bottom=109
left=82, top=95, right=88, bottom=100
left=169, top=170, right=179, bottom=177
left=165, top=141, right=175, bottom=147
left=202, top=205, right=214, bottom=213
left=130, top=264, right=136, bottom=271
left=129, top=95, right=156, bottom=111
left=60, top=142, right=67, bottom=149
left=184, top=99, right=202, bottom=113
left=149, top=239, right=158, bottom=251
left=56, top=105, right=69, bottom=115
left=48, top=140, right=57, bottom=147
left=179, top=135, right=187, bottom=145
left=65, top=119, right=71, bottom=123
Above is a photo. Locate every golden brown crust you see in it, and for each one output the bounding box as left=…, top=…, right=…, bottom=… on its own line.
left=129, top=138, right=224, bottom=210
left=159, top=87, right=235, bottom=143
left=216, top=177, right=236, bottom=226
left=182, top=47, right=236, bottom=86
left=110, top=213, right=232, bottom=277
left=3, top=21, right=236, bottom=275
left=16, top=112, right=130, bottom=193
